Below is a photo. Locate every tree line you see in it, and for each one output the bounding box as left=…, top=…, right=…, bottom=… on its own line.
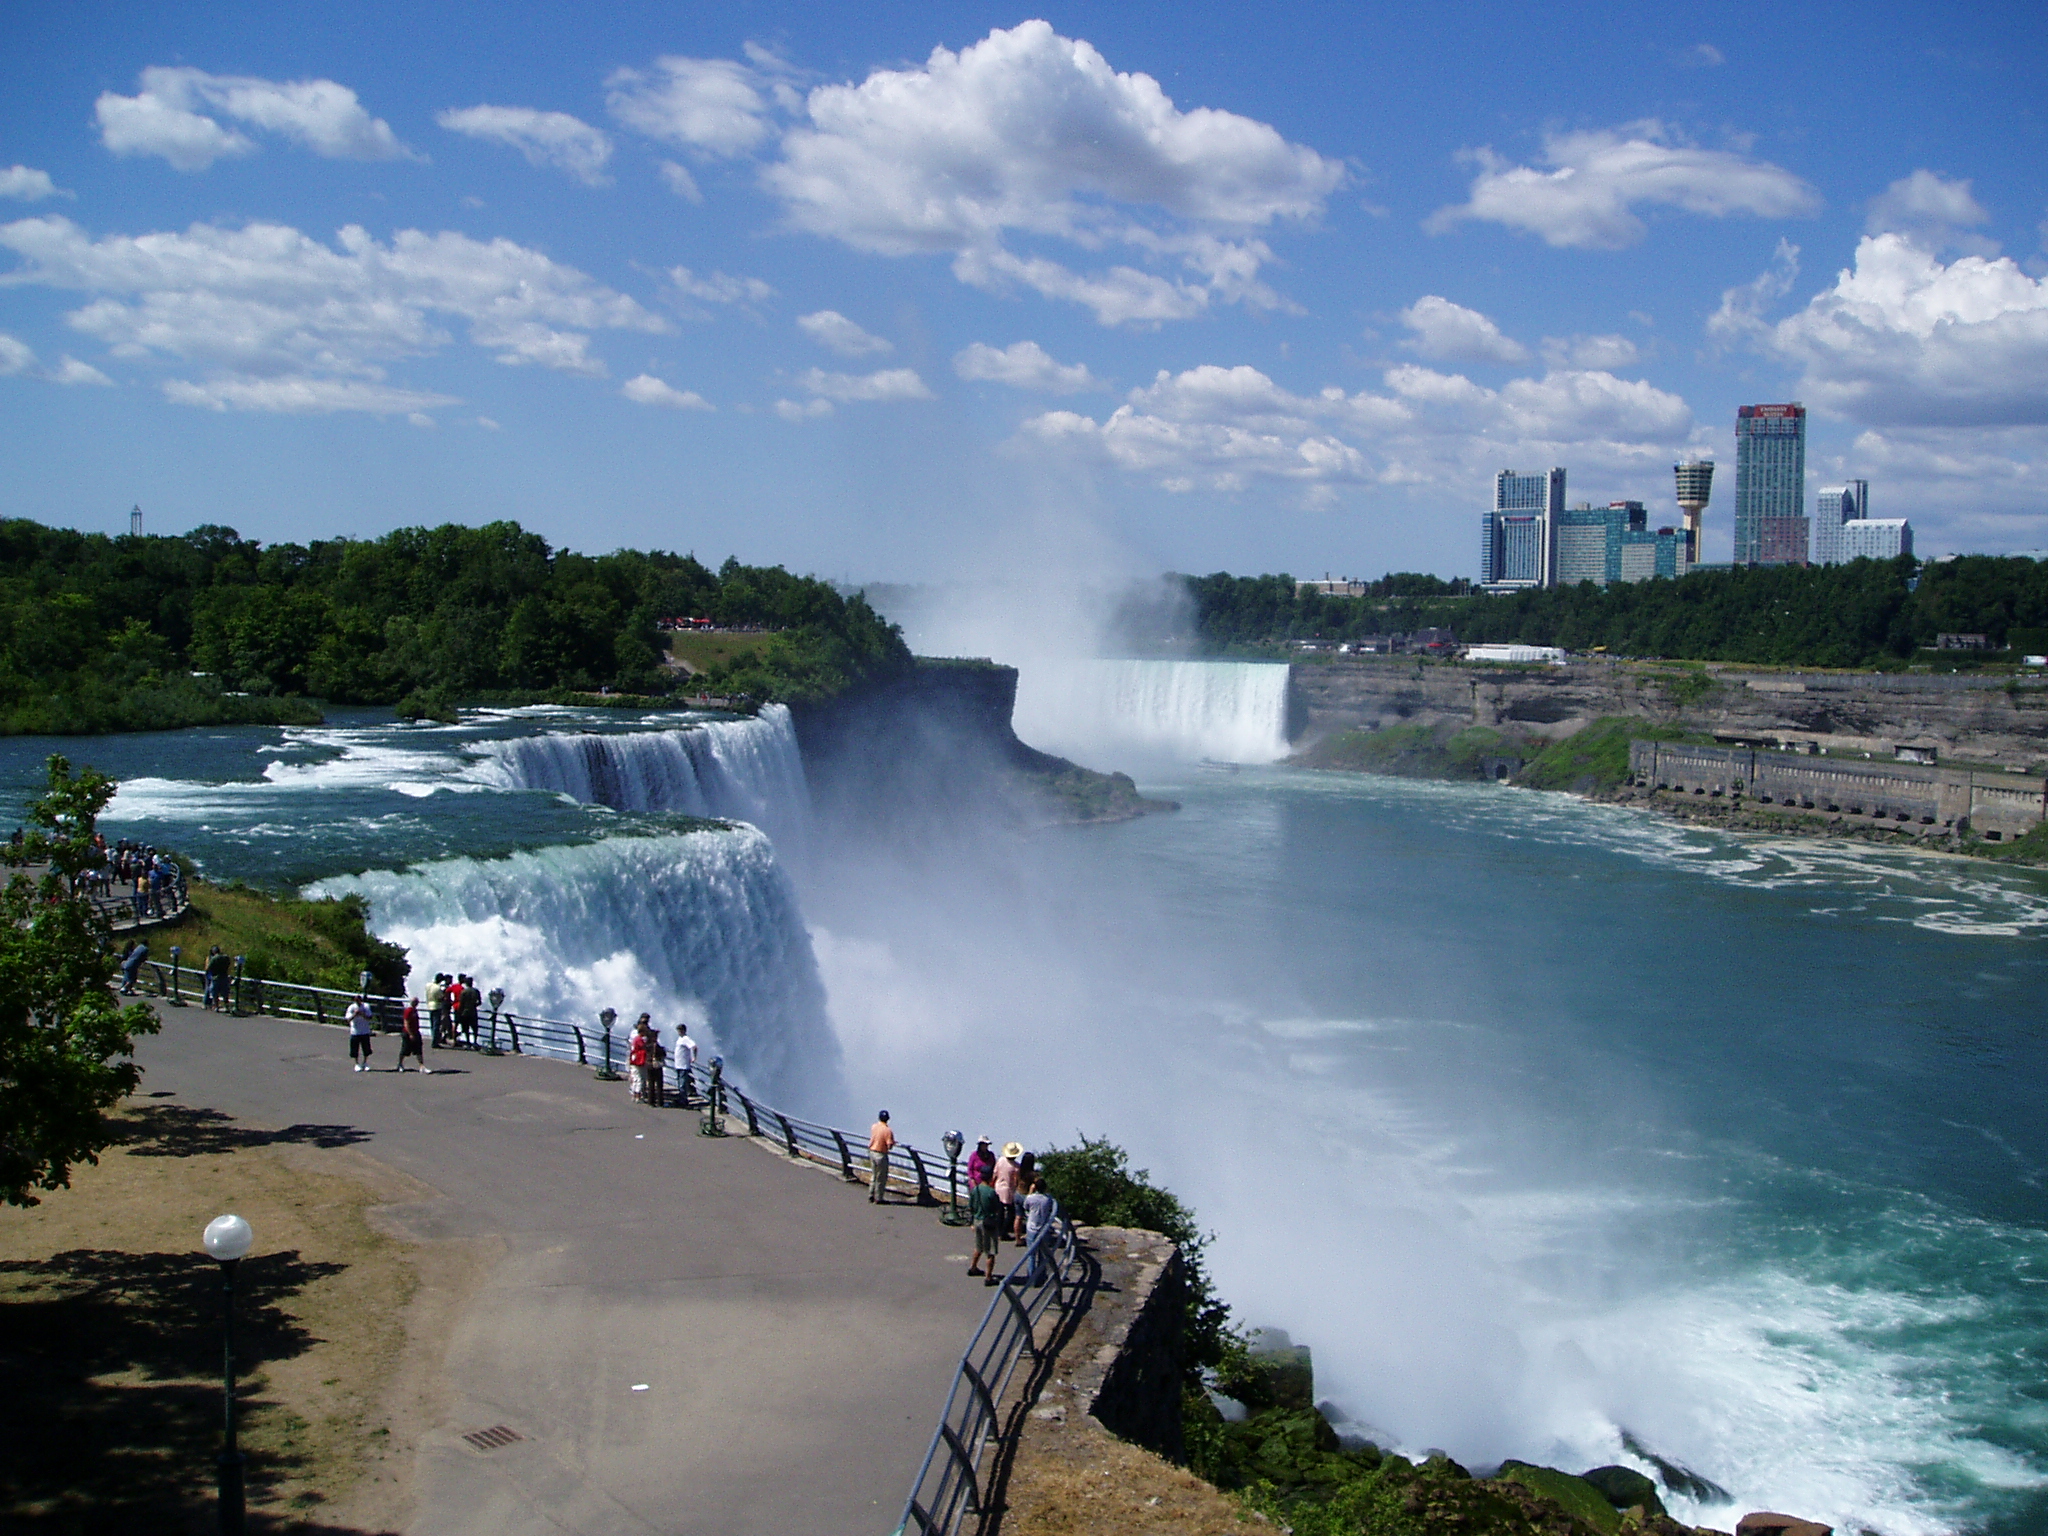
left=0, top=518, right=911, bottom=733
left=1178, top=555, right=2048, bottom=666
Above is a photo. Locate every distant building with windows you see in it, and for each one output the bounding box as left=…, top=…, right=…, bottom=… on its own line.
left=1735, top=404, right=1808, bottom=565
left=1480, top=468, right=1565, bottom=591
left=1811, top=480, right=1868, bottom=566
left=1296, top=577, right=1370, bottom=596
left=1553, top=501, right=1692, bottom=585
left=1841, top=518, right=1912, bottom=561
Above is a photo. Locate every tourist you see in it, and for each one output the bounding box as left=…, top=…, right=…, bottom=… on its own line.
left=345, top=995, right=375, bottom=1072
left=456, top=975, right=481, bottom=1046
left=868, top=1110, right=896, bottom=1204
left=426, top=973, right=448, bottom=1047
left=966, top=1135, right=994, bottom=1190
left=967, top=1170, right=1004, bottom=1285
left=445, top=975, right=466, bottom=1046
left=628, top=1015, right=654, bottom=1102
left=1023, top=1176, right=1055, bottom=1284
left=398, top=997, right=428, bottom=1073
left=672, top=1021, right=698, bottom=1105
left=118, top=938, right=148, bottom=995
left=994, top=1141, right=1024, bottom=1241
left=201, top=946, right=227, bottom=1011
left=1012, top=1151, right=1037, bottom=1241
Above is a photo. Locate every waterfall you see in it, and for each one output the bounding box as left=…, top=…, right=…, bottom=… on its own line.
left=472, top=704, right=810, bottom=848
left=1013, top=659, right=1291, bottom=764
left=310, top=827, right=841, bottom=1116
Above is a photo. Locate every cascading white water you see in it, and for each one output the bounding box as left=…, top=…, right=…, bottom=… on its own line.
left=311, top=827, right=840, bottom=1116
left=1012, top=659, right=1291, bottom=764
left=471, top=704, right=810, bottom=849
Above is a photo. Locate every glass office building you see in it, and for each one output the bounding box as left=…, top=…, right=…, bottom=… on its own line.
left=1480, top=468, right=1565, bottom=589
left=1734, top=403, right=1807, bottom=565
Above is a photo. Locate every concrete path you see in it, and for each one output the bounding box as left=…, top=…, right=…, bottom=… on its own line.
left=132, top=1003, right=993, bottom=1536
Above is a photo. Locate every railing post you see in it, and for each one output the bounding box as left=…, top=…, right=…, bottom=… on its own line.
left=731, top=1089, right=761, bottom=1137
left=313, top=993, right=325, bottom=1026
left=830, top=1128, right=854, bottom=1183
left=776, top=1113, right=799, bottom=1158
left=571, top=1026, right=586, bottom=1065
left=909, top=1148, right=931, bottom=1206
left=506, top=1015, right=521, bottom=1054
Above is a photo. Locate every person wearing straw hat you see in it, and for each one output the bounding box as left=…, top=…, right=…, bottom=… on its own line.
left=993, top=1141, right=1024, bottom=1244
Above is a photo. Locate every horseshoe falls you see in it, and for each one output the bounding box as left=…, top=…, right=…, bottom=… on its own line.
left=1011, top=659, right=1290, bottom=765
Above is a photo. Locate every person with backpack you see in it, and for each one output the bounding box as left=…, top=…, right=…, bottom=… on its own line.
left=967, top=1169, right=1004, bottom=1286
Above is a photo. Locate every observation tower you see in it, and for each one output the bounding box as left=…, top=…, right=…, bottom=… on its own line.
left=1674, top=457, right=1714, bottom=563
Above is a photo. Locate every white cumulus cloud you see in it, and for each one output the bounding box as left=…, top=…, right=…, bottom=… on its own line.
left=1707, top=238, right=1800, bottom=345
left=0, top=165, right=72, bottom=201
left=1018, top=358, right=1693, bottom=499
left=797, top=366, right=932, bottom=402
left=96, top=66, right=414, bottom=170
left=658, top=161, right=703, bottom=202
left=1541, top=333, right=1640, bottom=369
left=607, top=57, right=774, bottom=158
left=1866, top=169, right=1995, bottom=255
left=50, top=355, right=113, bottom=386
left=0, top=332, right=35, bottom=375
left=669, top=266, right=774, bottom=306
left=622, top=373, right=713, bottom=410
left=0, top=215, right=663, bottom=412
left=761, top=21, right=1341, bottom=324
left=1765, top=234, right=2048, bottom=427
left=1428, top=122, right=1818, bottom=249
left=436, top=105, right=612, bottom=185
left=954, top=340, right=1100, bottom=393
left=797, top=309, right=891, bottom=356
left=775, top=396, right=833, bottom=420
left=0, top=331, right=116, bottom=387
left=1399, top=295, right=1529, bottom=364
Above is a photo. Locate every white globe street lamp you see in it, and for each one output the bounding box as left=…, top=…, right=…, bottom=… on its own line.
left=202, top=1213, right=253, bottom=1533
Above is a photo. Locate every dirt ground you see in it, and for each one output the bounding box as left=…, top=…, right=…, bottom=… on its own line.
left=0, top=1095, right=491, bottom=1534
left=1001, top=1429, right=1261, bottom=1535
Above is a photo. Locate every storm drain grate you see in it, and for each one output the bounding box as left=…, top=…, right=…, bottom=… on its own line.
left=463, top=1425, right=524, bottom=1452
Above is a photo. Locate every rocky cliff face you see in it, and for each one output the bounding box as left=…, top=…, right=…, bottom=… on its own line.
left=1289, top=659, right=2048, bottom=768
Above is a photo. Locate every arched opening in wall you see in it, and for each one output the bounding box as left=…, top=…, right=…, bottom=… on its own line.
left=1494, top=764, right=1510, bottom=782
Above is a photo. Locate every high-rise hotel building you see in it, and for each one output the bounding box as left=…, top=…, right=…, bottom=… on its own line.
left=1734, top=403, right=1808, bottom=565
left=1810, top=480, right=1868, bottom=566
left=1480, top=468, right=1565, bottom=590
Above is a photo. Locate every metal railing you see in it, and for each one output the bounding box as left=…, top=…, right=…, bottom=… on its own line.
left=896, top=1215, right=1087, bottom=1536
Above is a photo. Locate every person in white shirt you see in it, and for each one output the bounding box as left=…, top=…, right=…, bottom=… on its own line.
left=672, top=1024, right=698, bottom=1104
left=345, top=997, right=375, bottom=1072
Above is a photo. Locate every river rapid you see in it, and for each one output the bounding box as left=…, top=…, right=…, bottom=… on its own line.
left=5, top=672, right=2044, bottom=1536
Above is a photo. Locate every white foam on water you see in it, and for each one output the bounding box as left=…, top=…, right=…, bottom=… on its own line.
left=467, top=704, right=811, bottom=853
left=1014, top=659, right=1290, bottom=764
left=311, top=827, right=840, bottom=1115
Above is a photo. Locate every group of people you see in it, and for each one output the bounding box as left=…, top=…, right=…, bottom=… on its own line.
left=962, top=1135, right=1055, bottom=1285
left=422, top=973, right=483, bottom=1048
left=627, top=1013, right=698, bottom=1107
left=84, top=837, right=184, bottom=921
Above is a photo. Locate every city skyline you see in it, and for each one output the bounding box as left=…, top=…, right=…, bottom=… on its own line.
left=0, top=0, right=2042, bottom=585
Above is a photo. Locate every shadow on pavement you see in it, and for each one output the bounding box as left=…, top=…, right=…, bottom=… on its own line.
left=119, top=1103, right=372, bottom=1156
left=0, top=1245, right=358, bottom=1533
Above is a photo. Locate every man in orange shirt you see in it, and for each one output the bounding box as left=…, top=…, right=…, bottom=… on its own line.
left=868, top=1111, right=896, bottom=1204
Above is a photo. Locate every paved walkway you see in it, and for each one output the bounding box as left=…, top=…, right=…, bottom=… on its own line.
left=133, top=1002, right=992, bottom=1536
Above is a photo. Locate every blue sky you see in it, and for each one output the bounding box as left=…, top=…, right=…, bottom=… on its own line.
left=3, top=0, right=2044, bottom=583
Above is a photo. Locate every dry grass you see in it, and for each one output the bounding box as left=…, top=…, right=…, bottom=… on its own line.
left=0, top=1099, right=469, bottom=1533
left=1003, top=1425, right=1259, bottom=1535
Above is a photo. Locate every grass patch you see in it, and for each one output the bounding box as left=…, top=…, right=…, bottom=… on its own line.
left=1294, top=722, right=1508, bottom=780
left=667, top=631, right=776, bottom=675
left=0, top=1102, right=419, bottom=1532
left=155, top=880, right=409, bottom=994
left=1515, top=717, right=1703, bottom=795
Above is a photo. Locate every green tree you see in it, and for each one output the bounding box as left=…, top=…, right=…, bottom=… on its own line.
left=0, top=757, right=160, bottom=1206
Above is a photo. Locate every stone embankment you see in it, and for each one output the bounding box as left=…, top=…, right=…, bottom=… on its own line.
left=1289, top=657, right=2048, bottom=769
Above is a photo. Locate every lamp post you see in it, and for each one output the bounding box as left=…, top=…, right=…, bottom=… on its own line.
left=485, top=988, right=506, bottom=1055
left=940, top=1130, right=966, bottom=1225
left=203, top=1213, right=254, bottom=1535
left=595, top=1007, right=620, bottom=1080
